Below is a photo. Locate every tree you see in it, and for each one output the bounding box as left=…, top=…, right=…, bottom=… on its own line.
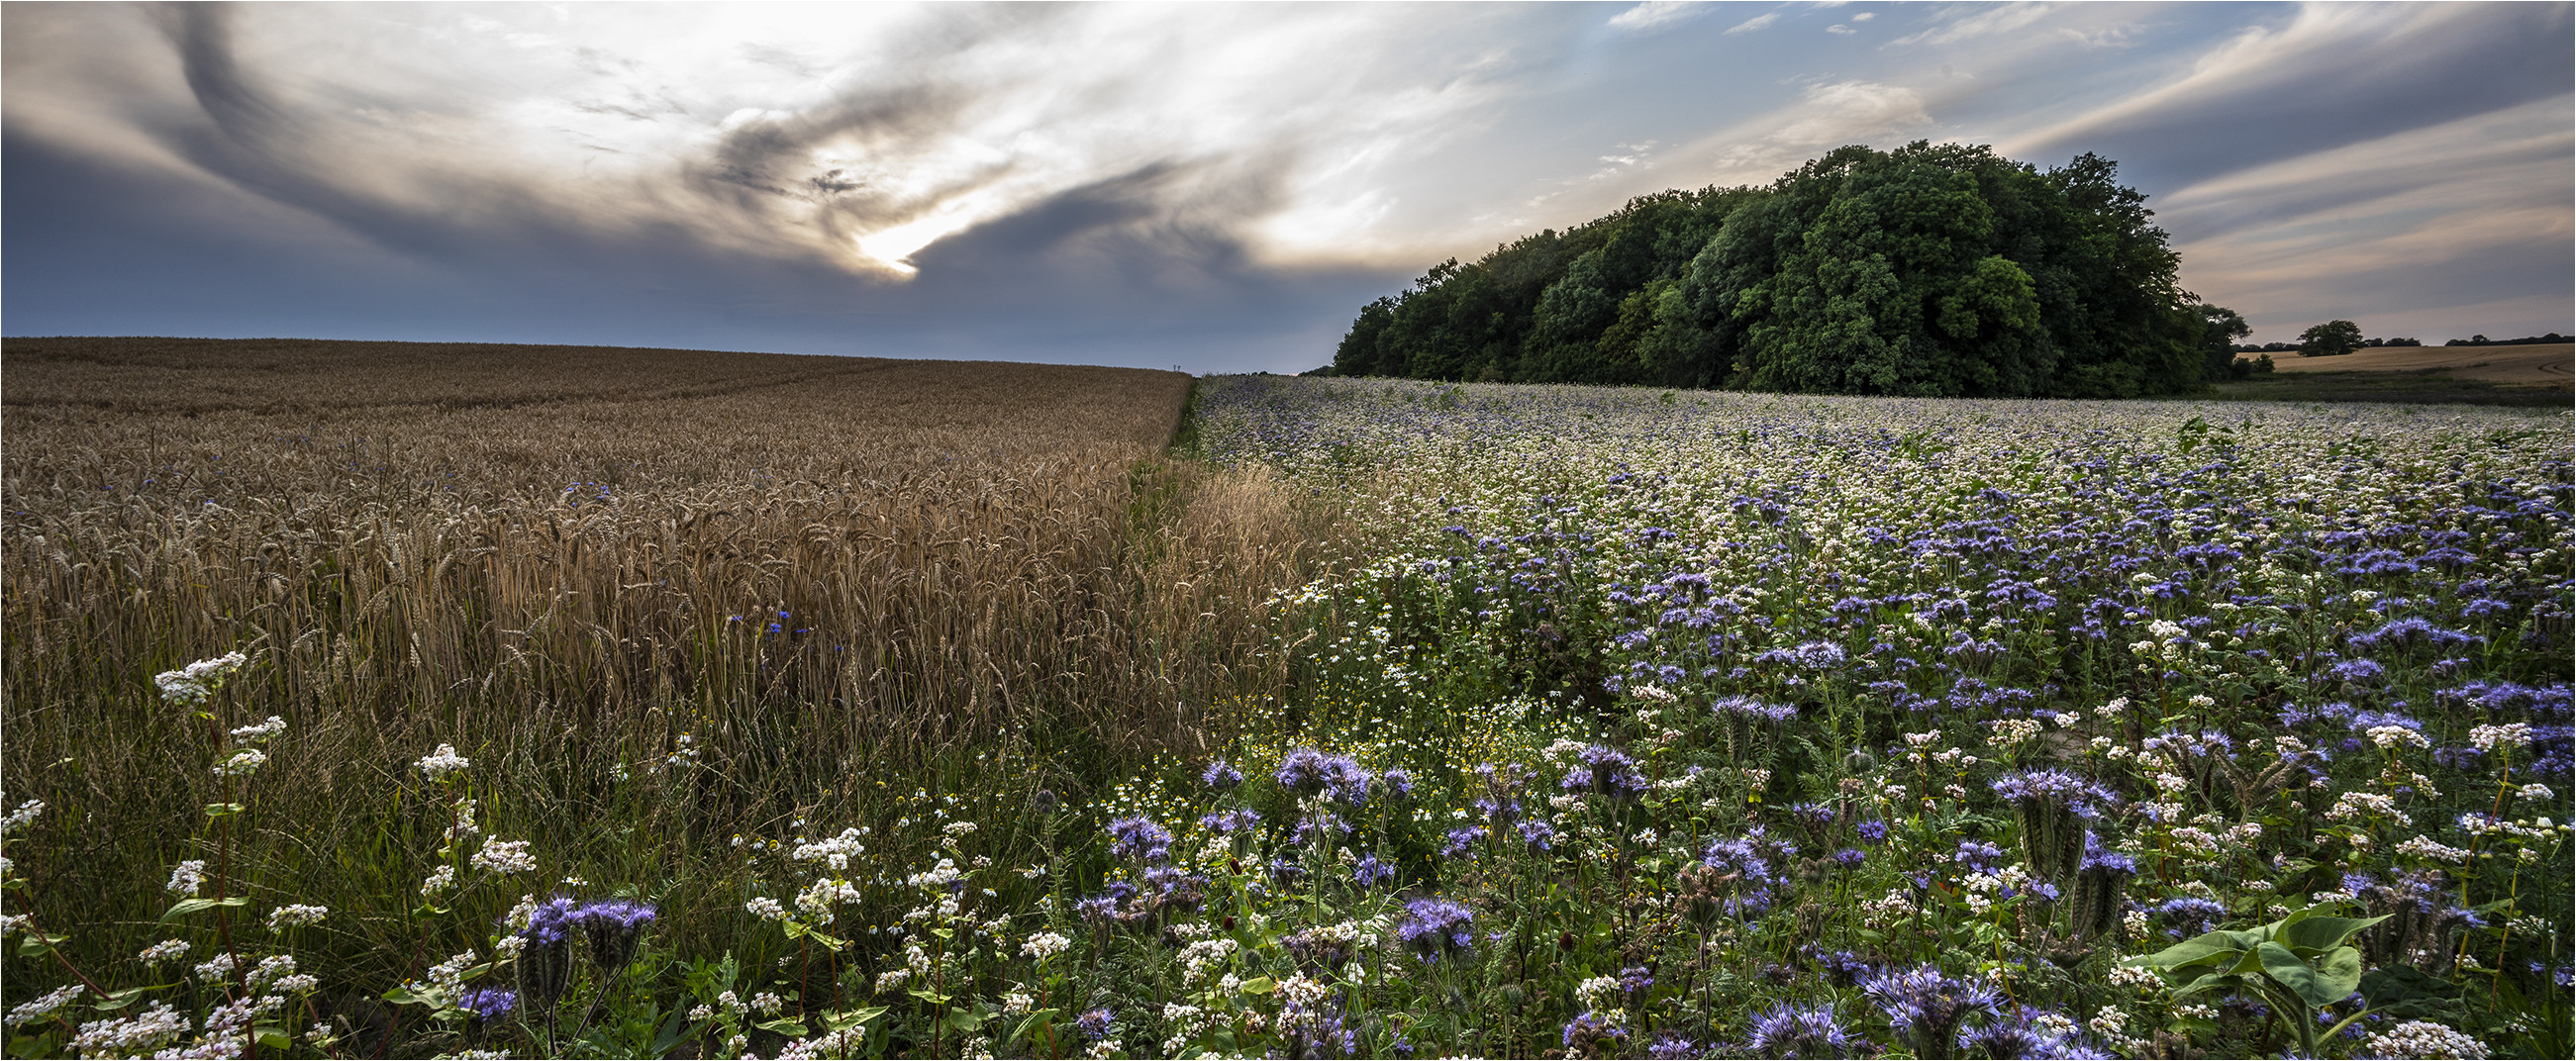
left=2194, top=305, right=2251, bottom=383
left=2298, top=320, right=2365, bottom=357
left=1336, top=143, right=2205, bottom=397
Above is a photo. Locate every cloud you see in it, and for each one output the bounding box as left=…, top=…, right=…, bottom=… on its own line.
left=1611, top=2, right=1709, bottom=34
left=4, top=1, right=2566, bottom=368
left=1827, top=25, right=1858, bottom=36
left=1891, top=3, right=2056, bottom=48
left=2161, top=95, right=2574, bottom=338
left=2005, top=2, right=2573, bottom=188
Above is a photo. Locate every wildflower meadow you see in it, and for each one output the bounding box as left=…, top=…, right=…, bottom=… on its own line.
left=4, top=362, right=2569, bottom=1059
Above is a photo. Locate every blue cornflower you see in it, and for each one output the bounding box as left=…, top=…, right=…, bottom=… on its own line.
left=1440, top=826, right=1485, bottom=858
left=1352, top=855, right=1396, bottom=890
left=571, top=899, right=657, bottom=971
left=1201, top=759, right=1244, bottom=790
left=1863, top=964, right=2002, bottom=1058
left=457, top=987, right=516, bottom=1022
left=1743, top=1001, right=1849, bottom=1058
left=1396, top=897, right=1476, bottom=964
left=1106, top=816, right=1172, bottom=864
left=1074, top=1008, right=1116, bottom=1043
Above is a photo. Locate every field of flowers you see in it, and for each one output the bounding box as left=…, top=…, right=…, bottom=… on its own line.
left=4, top=369, right=2569, bottom=1059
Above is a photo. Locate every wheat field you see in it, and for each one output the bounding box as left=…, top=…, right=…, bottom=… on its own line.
left=1, top=337, right=1326, bottom=993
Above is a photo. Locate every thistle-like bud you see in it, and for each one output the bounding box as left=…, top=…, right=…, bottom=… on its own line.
left=2069, top=837, right=2136, bottom=941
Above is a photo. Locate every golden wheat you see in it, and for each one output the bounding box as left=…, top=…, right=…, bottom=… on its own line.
left=1, top=337, right=1328, bottom=980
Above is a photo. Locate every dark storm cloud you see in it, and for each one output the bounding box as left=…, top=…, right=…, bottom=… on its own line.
left=2010, top=3, right=2574, bottom=190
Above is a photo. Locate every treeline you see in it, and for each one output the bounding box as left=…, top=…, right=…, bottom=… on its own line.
left=2235, top=333, right=2571, bottom=353
left=1330, top=142, right=2254, bottom=398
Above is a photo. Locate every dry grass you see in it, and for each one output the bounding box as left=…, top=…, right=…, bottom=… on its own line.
left=1, top=337, right=1330, bottom=989
left=2261, top=341, right=2572, bottom=385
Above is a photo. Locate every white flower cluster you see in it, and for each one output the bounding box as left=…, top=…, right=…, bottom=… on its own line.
left=2469, top=723, right=2533, bottom=752
left=1178, top=937, right=1238, bottom=986
left=166, top=859, right=208, bottom=897
left=69, top=1001, right=192, bottom=1056
left=906, top=857, right=963, bottom=891
left=229, top=716, right=288, bottom=742
left=744, top=896, right=788, bottom=920
left=1988, top=718, right=2042, bottom=747
left=2326, top=791, right=2407, bottom=824
left=195, top=953, right=238, bottom=981
left=2367, top=725, right=2431, bottom=751
left=2363, top=1020, right=2489, bottom=1060
left=1022, top=930, right=1071, bottom=961
left=0, top=799, right=42, bottom=835
left=5, top=985, right=83, bottom=1026
left=795, top=877, right=861, bottom=924
left=212, top=749, right=268, bottom=778
left=2395, top=835, right=2471, bottom=864
left=154, top=651, right=249, bottom=706
left=138, top=938, right=191, bottom=964
left=419, top=864, right=456, bottom=898
left=470, top=838, right=536, bottom=875
left=417, top=744, right=471, bottom=780
left=265, top=904, right=329, bottom=931
left=790, top=826, right=869, bottom=871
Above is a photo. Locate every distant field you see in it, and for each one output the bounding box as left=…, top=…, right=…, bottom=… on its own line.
left=2204, top=342, right=2570, bottom=407
left=2259, top=340, right=2572, bottom=384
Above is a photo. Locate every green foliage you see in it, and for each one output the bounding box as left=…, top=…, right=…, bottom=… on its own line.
left=2299, top=320, right=2367, bottom=358
left=1338, top=143, right=2213, bottom=397
left=2125, top=905, right=2391, bottom=1057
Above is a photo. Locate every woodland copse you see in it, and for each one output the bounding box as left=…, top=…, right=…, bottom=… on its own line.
left=1329, top=142, right=2250, bottom=399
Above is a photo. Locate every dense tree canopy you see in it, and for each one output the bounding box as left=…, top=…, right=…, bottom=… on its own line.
left=1332, top=143, right=2227, bottom=398
left=2298, top=319, right=2366, bottom=357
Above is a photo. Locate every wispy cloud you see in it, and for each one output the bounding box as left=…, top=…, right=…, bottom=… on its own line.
left=1724, top=13, right=1780, bottom=36
left=1611, top=2, right=1710, bottom=34
left=1890, top=2, right=2055, bottom=48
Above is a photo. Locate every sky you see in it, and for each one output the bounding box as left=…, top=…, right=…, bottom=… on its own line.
left=5, top=1, right=2569, bottom=374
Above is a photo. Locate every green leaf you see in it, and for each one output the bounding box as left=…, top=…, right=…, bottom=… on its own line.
left=2313, top=946, right=2364, bottom=1005
left=1002, top=1010, right=1057, bottom=1048
left=2172, top=970, right=2248, bottom=999
left=823, top=1007, right=887, bottom=1032
left=2256, top=941, right=2346, bottom=1009
left=2278, top=914, right=2388, bottom=957
left=203, top=803, right=246, bottom=818
left=2358, top=965, right=2467, bottom=1022
left=1238, top=976, right=1275, bottom=995
left=254, top=1026, right=292, bottom=1050
left=2130, top=929, right=2252, bottom=973
left=382, top=986, right=427, bottom=1007
left=160, top=897, right=249, bottom=921
left=943, top=1008, right=988, bottom=1032
left=91, top=988, right=152, bottom=1013
left=753, top=1018, right=808, bottom=1036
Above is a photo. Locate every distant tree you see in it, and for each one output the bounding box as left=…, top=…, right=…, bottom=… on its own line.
left=2195, top=305, right=2251, bottom=383
left=2297, top=320, right=2365, bottom=357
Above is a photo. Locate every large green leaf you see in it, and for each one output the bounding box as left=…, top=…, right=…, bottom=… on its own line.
left=2358, top=965, right=2467, bottom=1023
left=2279, top=914, right=2389, bottom=957
left=2313, top=946, right=2364, bottom=1004
left=2256, top=942, right=2356, bottom=1009
left=2130, top=930, right=2252, bottom=973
